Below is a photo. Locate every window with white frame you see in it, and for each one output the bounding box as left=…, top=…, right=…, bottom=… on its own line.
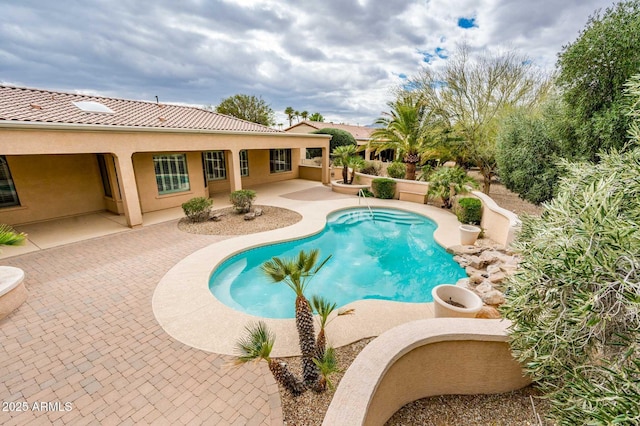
left=203, top=151, right=227, bottom=180
left=239, top=150, right=249, bottom=177
left=153, top=154, right=190, bottom=194
left=269, top=149, right=291, bottom=173
left=0, top=156, right=20, bottom=208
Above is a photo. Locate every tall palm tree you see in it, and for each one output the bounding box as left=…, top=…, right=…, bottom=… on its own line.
left=300, top=111, right=309, bottom=121
left=310, top=295, right=354, bottom=360
left=261, top=249, right=332, bottom=387
left=332, top=145, right=365, bottom=184
left=369, top=95, right=433, bottom=180
left=235, top=321, right=305, bottom=396
left=284, top=106, right=295, bottom=127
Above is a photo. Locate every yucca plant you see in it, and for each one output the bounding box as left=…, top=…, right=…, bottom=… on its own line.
left=0, top=224, right=26, bottom=250
left=261, top=249, right=332, bottom=387
left=310, top=295, right=354, bottom=360
left=312, top=346, right=340, bottom=392
left=234, top=321, right=305, bottom=397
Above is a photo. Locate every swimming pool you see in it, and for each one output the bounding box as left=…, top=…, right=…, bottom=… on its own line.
left=209, top=207, right=467, bottom=318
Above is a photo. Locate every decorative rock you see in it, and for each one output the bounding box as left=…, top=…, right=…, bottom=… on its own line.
left=482, top=290, right=506, bottom=306
left=210, top=212, right=224, bottom=222
left=475, top=305, right=501, bottom=319
left=488, top=271, right=507, bottom=284
left=486, top=264, right=501, bottom=275
left=475, top=282, right=494, bottom=294
left=468, top=274, right=485, bottom=286
left=468, top=255, right=485, bottom=270
left=455, top=278, right=470, bottom=288
left=453, top=255, right=470, bottom=267
left=479, top=250, right=501, bottom=266
left=447, top=245, right=484, bottom=256
left=465, top=266, right=485, bottom=277
left=244, top=212, right=256, bottom=221
left=254, top=208, right=263, bottom=217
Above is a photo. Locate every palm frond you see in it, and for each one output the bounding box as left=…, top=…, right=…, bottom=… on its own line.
left=0, top=224, right=26, bottom=247
left=234, top=321, right=274, bottom=364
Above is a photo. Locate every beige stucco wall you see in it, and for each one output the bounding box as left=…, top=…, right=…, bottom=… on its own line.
left=298, top=165, right=323, bottom=181
left=207, top=149, right=300, bottom=194
left=0, top=154, right=106, bottom=225
left=132, top=152, right=208, bottom=213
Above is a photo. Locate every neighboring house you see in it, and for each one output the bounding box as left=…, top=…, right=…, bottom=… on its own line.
left=285, top=120, right=392, bottom=161
left=0, top=86, right=330, bottom=228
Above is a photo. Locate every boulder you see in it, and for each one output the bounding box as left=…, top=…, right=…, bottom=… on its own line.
left=488, top=271, right=507, bottom=284
left=475, top=282, right=494, bottom=294
left=475, top=305, right=501, bottom=319
left=254, top=208, right=263, bottom=217
left=244, top=212, right=256, bottom=221
left=210, top=212, right=224, bottom=222
left=482, top=290, right=506, bottom=306
left=468, top=274, right=485, bottom=286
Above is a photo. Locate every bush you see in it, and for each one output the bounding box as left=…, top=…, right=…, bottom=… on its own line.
left=386, top=162, right=406, bottom=179
left=360, top=161, right=381, bottom=176
left=371, top=178, right=396, bottom=199
left=312, top=128, right=356, bottom=152
left=181, top=197, right=213, bottom=222
left=359, top=188, right=374, bottom=197
left=454, top=197, right=482, bottom=224
left=230, top=190, right=256, bottom=213
left=501, top=148, right=640, bottom=424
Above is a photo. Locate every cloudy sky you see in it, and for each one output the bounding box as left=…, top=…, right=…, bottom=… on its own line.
left=1, top=0, right=615, bottom=127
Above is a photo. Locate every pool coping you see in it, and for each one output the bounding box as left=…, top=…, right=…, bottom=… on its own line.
left=152, top=193, right=464, bottom=357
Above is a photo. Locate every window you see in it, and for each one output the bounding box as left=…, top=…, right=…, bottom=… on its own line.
left=0, top=156, right=20, bottom=208
left=203, top=151, right=226, bottom=180
left=240, top=150, right=249, bottom=177
left=97, top=154, right=113, bottom=198
left=270, top=149, right=291, bottom=173
left=153, top=154, right=190, bottom=194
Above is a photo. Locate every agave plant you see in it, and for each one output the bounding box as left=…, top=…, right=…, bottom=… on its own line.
left=312, top=346, right=340, bottom=392
left=261, top=249, right=332, bottom=387
left=235, top=321, right=305, bottom=396
left=310, top=295, right=354, bottom=360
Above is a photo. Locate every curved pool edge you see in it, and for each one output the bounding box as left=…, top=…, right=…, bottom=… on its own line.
left=152, top=194, right=464, bottom=357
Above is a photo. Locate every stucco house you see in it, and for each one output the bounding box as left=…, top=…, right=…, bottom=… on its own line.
left=0, top=86, right=330, bottom=228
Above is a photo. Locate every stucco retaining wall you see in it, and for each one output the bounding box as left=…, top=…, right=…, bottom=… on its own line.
left=323, top=319, right=530, bottom=426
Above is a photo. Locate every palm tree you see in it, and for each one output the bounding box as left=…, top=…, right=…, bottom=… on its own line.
left=332, top=145, right=365, bottom=184
left=310, top=295, right=354, bottom=360
left=261, top=249, right=332, bottom=387
left=294, top=110, right=301, bottom=123
left=235, top=321, right=305, bottom=396
left=309, top=112, right=324, bottom=122
left=0, top=224, right=26, bottom=251
left=285, top=106, right=295, bottom=127
left=369, top=95, right=433, bottom=180
left=300, top=111, right=309, bottom=121
left=312, top=346, right=340, bottom=392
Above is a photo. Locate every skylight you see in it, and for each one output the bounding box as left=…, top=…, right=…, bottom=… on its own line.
left=72, top=101, right=115, bottom=114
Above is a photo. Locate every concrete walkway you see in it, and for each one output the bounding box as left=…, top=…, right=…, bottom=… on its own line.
left=0, top=220, right=281, bottom=425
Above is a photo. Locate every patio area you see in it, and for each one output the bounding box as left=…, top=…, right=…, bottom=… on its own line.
left=0, top=179, right=461, bottom=424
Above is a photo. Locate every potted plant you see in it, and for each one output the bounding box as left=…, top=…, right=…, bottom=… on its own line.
left=431, top=284, right=482, bottom=318
left=0, top=224, right=28, bottom=320
left=455, top=197, right=483, bottom=245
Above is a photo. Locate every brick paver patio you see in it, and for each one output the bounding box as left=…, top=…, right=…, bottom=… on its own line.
left=0, top=220, right=282, bottom=425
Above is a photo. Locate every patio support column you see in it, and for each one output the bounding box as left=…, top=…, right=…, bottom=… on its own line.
left=321, top=146, right=330, bottom=184
left=226, top=149, right=242, bottom=192
left=365, top=147, right=373, bottom=161
left=113, top=152, right=143, bottom=228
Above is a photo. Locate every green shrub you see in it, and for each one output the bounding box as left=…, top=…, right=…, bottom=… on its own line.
left=386, top=162, right=406, bottom=179
left=371, top=178, right=396, bottom=199
left=360, top=161, right=381, bottom=176
left=502, top=148, right=640, bottom=424
left=427, top=166, right=477, bottom=209
left=181, top=197, right=213, bottom=222
left=455, top=197, right=482, bottom=224
left=230, top=190, right=256, bottom=213
left=359, top=188, right=374, bottom=197
left=312, top=128, right=356, bottom=152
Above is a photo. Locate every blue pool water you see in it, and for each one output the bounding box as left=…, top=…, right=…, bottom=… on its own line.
left=209, top=208, right=467, bottom=318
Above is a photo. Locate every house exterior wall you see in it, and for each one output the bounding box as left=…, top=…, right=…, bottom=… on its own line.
left=132, top=152, right=208, bottom=213
left=207, top=149, right=300, bottom=195
left=0, top=154, right=105, bottom=225
left=284, top=123, right=319, bottom=133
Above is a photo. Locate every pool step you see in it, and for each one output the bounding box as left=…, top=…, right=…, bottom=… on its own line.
left=330, top=210, right=425, bottom=226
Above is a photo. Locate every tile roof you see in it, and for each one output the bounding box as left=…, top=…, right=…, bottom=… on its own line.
left=285, top=120, right=375, bottom=139
left=0, top=85, right=280, bottom=133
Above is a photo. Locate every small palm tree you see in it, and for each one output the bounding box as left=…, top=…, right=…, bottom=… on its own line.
left=312, top=346, right=340, bottom=392
left=261, top=249, right=332, bottom=387
left=235, top=321, right=305, bottom=396
left=310, top=295, right=354, bottom=360
left=0, top=224, right=26, bottom=251
left=300, top=111, right=309, bottom=121
left=332, top=145, right=365, bottom=184
left=428, top=166, right=478, bottom=208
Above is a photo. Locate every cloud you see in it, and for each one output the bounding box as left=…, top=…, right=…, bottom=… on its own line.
left=0, top=0, right=615, bottom=126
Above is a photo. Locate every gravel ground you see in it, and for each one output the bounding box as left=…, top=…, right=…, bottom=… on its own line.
left=177, top=205, right=302, bottom=235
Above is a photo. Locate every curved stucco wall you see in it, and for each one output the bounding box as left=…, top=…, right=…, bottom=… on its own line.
left=323, top=319, right=531, bottom=426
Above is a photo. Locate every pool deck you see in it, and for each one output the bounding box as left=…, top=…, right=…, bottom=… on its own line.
left=0, top=179, right=462, bottom=425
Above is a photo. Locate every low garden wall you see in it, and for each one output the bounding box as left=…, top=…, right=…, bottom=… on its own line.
left=298, top=164, right=323, bottom=181
left=323, top=319, right=530, bottom=426
left=470, top=190, right=522, bottom=246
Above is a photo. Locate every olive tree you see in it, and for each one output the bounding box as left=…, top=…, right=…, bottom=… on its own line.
left=216, top=94, right=275, bottom=127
